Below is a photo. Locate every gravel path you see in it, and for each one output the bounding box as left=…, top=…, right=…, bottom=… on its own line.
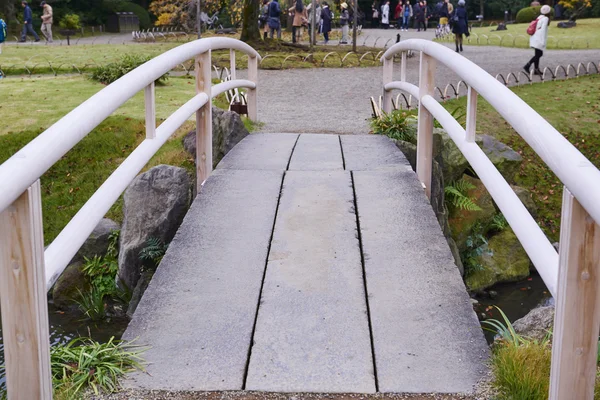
left=253, top=46, right=599, bottom=134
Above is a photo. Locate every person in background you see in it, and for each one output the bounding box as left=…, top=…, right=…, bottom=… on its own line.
left=381, top=0, right=390, bottom=29
left=260, top=0, right=270, bottom=40
left=415, top=0, right=426, bottom=31
left=321, top=1, right=332, bottom=44
left=371, top=1, right=380, bottom=28
left=267, top=0, right=282, bottom=39
left=394, top=1, right=403, bottom=28
left=439, top=0, right=452, bottom=34
left=451, top=0, right=468, bottom=52
left=423, top=0, right=431, bottom=29
left=40, top=1, right=52, bottom=43
left=307, top=2, right=322, bottom=42
left=19, top=1, right=40, bottom=42
left=289, top=0, right=307, bottom=43
left=524, top=4, right=551, bottom=75
left=340, top=2, right=350, bottom=44
left=401, top=0, right=412, bottom=30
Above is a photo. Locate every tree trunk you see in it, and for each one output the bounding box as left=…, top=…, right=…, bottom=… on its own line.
left=240, top=0, right=260, bottom=42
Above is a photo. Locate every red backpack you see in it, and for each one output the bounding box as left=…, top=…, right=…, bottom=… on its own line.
left=527, top=17, right=539, bottom=35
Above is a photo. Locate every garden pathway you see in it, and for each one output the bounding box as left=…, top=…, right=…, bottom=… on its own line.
left=253, top=45, right=599, bottom=134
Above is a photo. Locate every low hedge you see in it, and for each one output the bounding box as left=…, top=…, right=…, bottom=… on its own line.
left=516, top=6, right=555, bottom=23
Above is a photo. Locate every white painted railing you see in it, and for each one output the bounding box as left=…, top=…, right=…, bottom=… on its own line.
left=0, top=37, right=259, bottom=400
left=382, top=39, right=600, bottom=400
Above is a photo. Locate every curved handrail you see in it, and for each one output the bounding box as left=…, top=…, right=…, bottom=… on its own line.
left=0, top=37, right=260, bottom=215
left=382, top=39, right=600, bottom=235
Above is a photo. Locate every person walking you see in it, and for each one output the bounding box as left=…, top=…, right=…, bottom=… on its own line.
left=321, top=1, right=333, bottom=44
left=260, top=0, right=270, bottom=40
left=40, top=1, right=52, bottom=43
left=451, top=0, right=468, bottom=52
left=371, top=1, right=380, bottom=28
left=289, top=0, right=307, bottom=43
left=268, top=0, right=282, bottom=39
left=524, top=5, right=551, bottom=75
left=394, top=2, right=403, bottom=28
left=401, top=0, right=412, bottom=30
left=20, top=1, right=40, bottom=42
left=381, top=0, right=390, bottom=29
left=415, top=0, right=426, bottom=31
left=340, top=2, right=350, bottom=44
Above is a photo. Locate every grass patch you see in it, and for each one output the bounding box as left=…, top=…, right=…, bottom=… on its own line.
left=443, top=74, right=600, bottom=242
left=455, top=18, right=600, bottom=49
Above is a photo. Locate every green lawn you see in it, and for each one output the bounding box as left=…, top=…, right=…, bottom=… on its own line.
left=436, top=18, right=600, bottom=49
left=444, top=74, right=600, bottom=242
left=0, top=75, right=240, bottom=242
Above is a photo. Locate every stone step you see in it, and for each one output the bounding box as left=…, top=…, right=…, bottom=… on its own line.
left=245, top=170, right=376, bottom=393
left=288, top=134, right=344, bottom=171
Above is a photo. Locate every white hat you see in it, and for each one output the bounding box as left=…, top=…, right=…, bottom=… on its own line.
left=458, top=0, right=465, bottom=5
left=341, top=2, right=348, bottom=8
left=540, top=4, right=551, bottom=14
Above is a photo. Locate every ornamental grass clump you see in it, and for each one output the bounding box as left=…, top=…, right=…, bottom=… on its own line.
left=370, top=109, right=417, bottom=142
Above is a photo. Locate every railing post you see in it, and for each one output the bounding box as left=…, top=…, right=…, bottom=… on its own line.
left=400, top=51, right=407, bottom=82
left=247, top=55, right=258, bottom=122
left=0, top=180, right=52, bottom=400
left=416, top=52, right=436, bottom=199
left=229, top=49, right=236, bottom=80
left=549, top=188, right=600, bottom=400
left=382, top=56, right=393, bottom=113
left=466, top=86, right=477, bottom=142
left=195, top=50, right=212, bottom=190
left=144, top=82, right=156, bottom=139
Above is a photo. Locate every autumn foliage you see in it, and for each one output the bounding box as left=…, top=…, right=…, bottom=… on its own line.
left=149, top=0, right=244, bottom=29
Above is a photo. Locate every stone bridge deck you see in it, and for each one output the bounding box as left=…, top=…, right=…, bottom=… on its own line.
left=123, top=133, right=488, bottom=395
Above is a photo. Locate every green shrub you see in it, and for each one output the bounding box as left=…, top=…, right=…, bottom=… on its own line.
left=104, top=0, right=152, bottom=29
left=516, top=6, right=555, bottom=23
left=445, top=178, right=482, bottom=212
left=91, top=54, right=168, bottom=85
left=59, top=13, right=81, bottom=30
left=370, top=109, right=417, bottom=142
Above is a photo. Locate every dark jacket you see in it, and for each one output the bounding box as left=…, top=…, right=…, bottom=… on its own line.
left=23, top=5, right=33, bottom=24
left=414, top=4, right=425, bottom=21
left=321, top=6, right=332, bottom=32
left=268, top=0, right=281, bottom=29
left=340, top=9, right=349, bottom=25
left=452, top=6, right=469, bottom=35
left=440, top=2, right=449, bottom=17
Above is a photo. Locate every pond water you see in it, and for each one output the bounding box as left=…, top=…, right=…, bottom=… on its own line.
left=474, top=272, right=553, bottom=343
left=0, top=304, right=128, bottom=391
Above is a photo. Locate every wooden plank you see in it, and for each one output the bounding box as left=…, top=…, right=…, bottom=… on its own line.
left=466, top=86, right=477, bottom=143
left=0, top=180, right=52, bottom=400
left=247, top=56, right=258, bottom=122
left=229, top=49, right=236, bottom=80
left=144, top=82, right=156, bottom=139
left=195, top=50, right=212, bottom=189
left=416, top=52, right=436, bottom=199
left=400, top=51, right=407, bottom=82
left=382, top=56, right=393, bottom=113
left=549, top=188, right=600, bottom=400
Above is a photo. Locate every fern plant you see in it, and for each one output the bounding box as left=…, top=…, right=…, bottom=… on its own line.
left=490, top=213, right=509, bottom=232
left=139, top=237, right=168, bottom=269
left=444, top=178, right=482, bottom=212
left=461, top=221, right=489, bottom=276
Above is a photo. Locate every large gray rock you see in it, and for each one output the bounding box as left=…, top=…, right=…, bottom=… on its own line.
left=511, top=185, right=538, bottom=218
left=513, top=305, right=555, bottom=342
left=394, top=139, right=417, bottom=171
left=478, top=134, right=523, bottom=183
left=118, top=165, right=191, bottom=290
left=183, top=106, right=249, bottom=168
left=52, top=261, right=87, bottom=310
left=127, top=270, right=154, bottom=318
left=433, top=128, right=469, bottom=184
left=77, top=218, right=120, bottom=260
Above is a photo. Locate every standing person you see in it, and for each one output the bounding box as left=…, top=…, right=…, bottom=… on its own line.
left=268, top=0, right=282, bottom=39
left=415, top=1, right=425, bottom=31
left=340, top=2, right=350, bottom=44
left=289, top=0, right=307, bottom=43
left=394, top=1, right=403, bottom=28
left=19, top=1, right=40, bottom=42
left=321, top=1, right=332, bottom=44
left=371, top=1, right=380, bottom=28
left=451, top=0, right=468, bottom=52
left=423, top=0, right=430, bottom=30
left=40, top=1, right=52, bottom=43
left=381, top=0, right=390, bottom=29
left=307, top=2, right=322, bottom=42
left=0, top=18, right=6, bottom=55
left=439, top=0, right=452, bottom=34
left=401, top=0, right=412, bottom=30
left=261, top=0, right=270, bottom=40
left=524, top=5, right=551, bottom=75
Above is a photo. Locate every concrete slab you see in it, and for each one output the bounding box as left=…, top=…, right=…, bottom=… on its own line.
left=123, top=169, right=283, bottom=391
left=288, top=134, right=343, bottom=171
left=245, top=170, right=376, bottom=393
left=353, top=169, right=489, bottom=393
left=341, top=135, right=411, bottom=171
left=216, top=133, right=298, bottom=170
